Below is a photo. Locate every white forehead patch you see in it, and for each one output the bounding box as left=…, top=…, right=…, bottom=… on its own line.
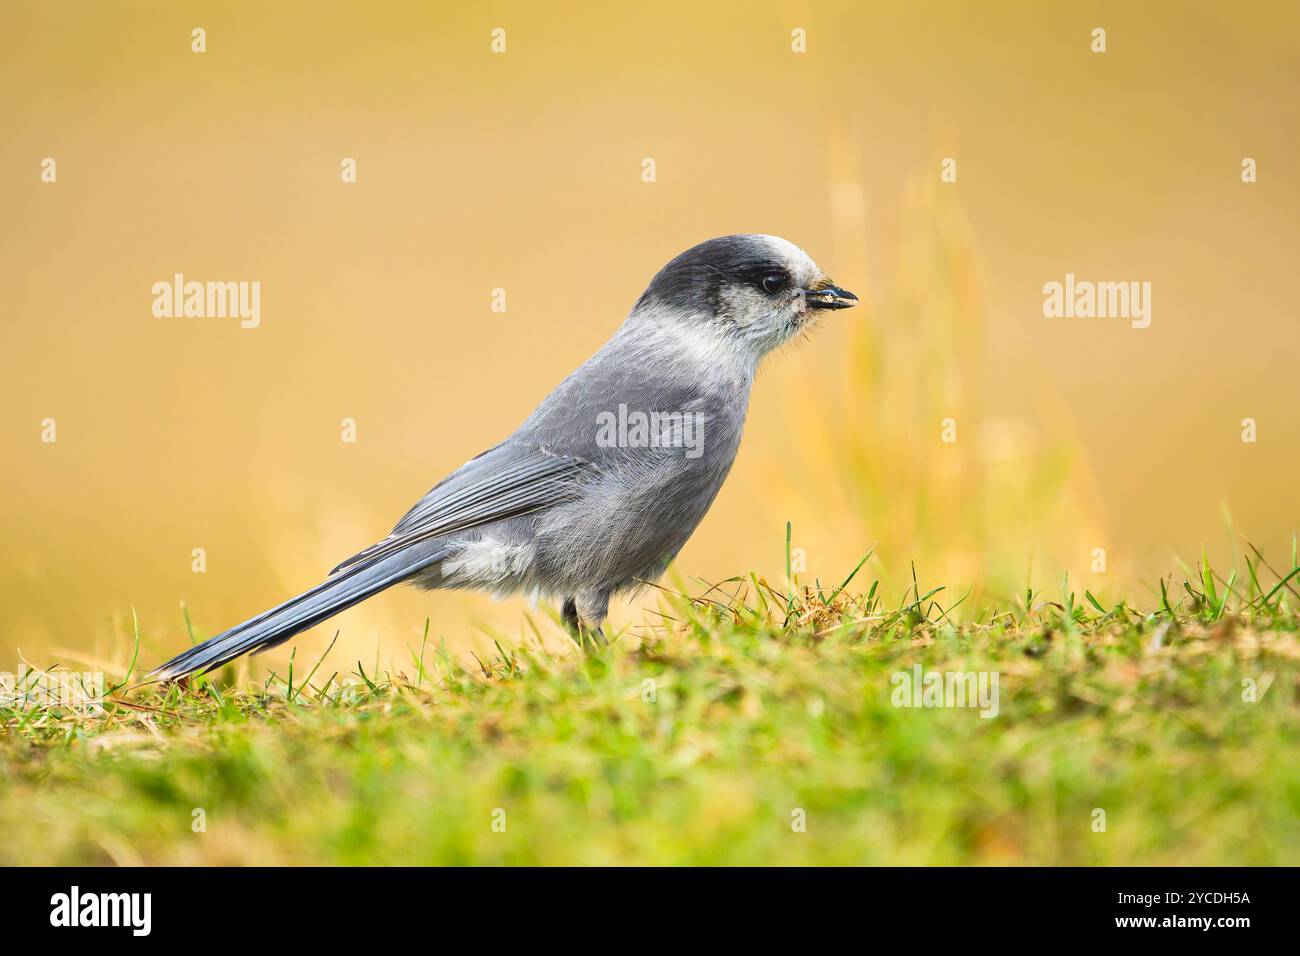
left=755, top=235, right=822, bottom=285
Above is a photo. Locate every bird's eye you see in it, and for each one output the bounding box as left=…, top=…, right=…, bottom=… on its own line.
left=760, top=274, right=787, bottom=294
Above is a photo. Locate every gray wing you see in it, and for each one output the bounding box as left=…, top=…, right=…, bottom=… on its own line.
left=330, top=440, right=596, bottom=574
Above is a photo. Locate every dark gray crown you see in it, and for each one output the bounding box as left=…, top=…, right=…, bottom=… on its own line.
left=636, top=235, right=789, bottom=313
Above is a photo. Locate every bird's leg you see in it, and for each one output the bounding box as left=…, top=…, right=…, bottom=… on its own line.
left=561, top=596, right=582, bottom=646
left=561, top=593, right=609, bottom=650
left=575, top=591, right=610, bottom=649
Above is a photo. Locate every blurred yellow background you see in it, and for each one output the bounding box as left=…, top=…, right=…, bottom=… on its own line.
left=3, top=1, right=1297, bottom=671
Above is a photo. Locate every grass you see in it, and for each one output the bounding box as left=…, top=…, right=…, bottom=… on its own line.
left=2, top=542, right=1298, bottom=866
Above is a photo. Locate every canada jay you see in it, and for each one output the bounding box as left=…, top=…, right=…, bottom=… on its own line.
left=155, top=235, right=856, bottom=679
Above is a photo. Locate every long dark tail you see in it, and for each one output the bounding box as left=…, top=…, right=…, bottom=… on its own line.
left=153, top=545, right=451, bottom=681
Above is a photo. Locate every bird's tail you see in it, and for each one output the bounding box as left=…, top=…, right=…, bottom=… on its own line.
left=153, top=545, right=451, bottom=681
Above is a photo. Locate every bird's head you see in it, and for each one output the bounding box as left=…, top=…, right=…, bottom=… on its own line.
left=632, top=234, right=857, bottom=358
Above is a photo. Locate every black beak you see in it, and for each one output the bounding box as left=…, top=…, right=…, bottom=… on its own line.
left=803, top=284, right=858, bottom=311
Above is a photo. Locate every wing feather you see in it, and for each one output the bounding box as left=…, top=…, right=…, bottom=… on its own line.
left=330, top=442, right=594, bottom=574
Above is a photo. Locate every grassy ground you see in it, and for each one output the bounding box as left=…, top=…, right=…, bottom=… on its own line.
left=2, top=551, right=1298, bottom=866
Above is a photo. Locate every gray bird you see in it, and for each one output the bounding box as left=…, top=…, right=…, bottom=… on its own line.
left=155, top=235, right=856, bottom=679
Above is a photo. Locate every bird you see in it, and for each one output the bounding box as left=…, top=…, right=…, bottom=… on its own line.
left=154, top=235, right=857, bottom=680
